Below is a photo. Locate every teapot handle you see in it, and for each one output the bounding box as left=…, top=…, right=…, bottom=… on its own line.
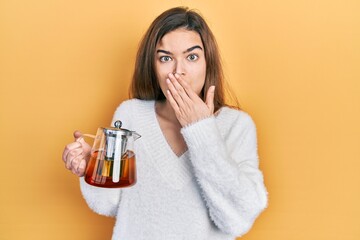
left=82, top=133, right=96, bottom=139
left=76, top=133, right=96, bottom=144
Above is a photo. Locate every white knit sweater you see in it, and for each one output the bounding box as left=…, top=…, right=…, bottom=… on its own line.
left=80, top=99, right=267, bottom=240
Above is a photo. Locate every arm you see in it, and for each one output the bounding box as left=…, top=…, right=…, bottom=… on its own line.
left=79, top=100, right=133, bottom=217
left=180, top=111, right=268, bottom=236
left=79, top=178, right=121, bottom=217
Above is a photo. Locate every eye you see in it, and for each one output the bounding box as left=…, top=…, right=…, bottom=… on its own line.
left=187, top=54, right=199, bottom=61
left=159, top=56, right=172, bottom=62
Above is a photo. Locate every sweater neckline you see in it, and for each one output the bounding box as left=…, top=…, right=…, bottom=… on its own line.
left=149, top=100, right=190, bottom=162
left=136, top=100, right=192, bottom=190
left=153, top=101, right=189, bottom=159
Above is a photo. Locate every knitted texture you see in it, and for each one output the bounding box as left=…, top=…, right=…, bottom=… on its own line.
left=80, top=99, right=267, bottom=240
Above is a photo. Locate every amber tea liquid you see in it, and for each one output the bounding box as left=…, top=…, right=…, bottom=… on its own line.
left=85, top=150, right=136, bottom=188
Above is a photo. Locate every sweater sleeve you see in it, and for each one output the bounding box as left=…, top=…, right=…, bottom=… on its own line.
left=79, top=100, right=133, bottom=217
left=79, top=177, right=121, bottom=217
left=180, top=111, right=268, bottom=237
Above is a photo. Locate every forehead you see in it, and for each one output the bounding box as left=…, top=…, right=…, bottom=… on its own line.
left=157, top=28, right=203, bottom=49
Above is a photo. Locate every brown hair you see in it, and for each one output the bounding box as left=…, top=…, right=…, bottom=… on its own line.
left=130, top=7, right=236, bottom=112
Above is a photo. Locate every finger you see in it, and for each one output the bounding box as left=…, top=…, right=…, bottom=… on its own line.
left=174, top=73, right=198, bottom=100
left=65, top=148, right=83, bottom=169
left=71, top=154, right=85, bottom=174
left=168, top=73, right=191, bottom=101
left=69, top=156, right=82, bottom=175
left=70, top=154, right=81, bottom=170
left=62, top=130, right=83, bottom=163
left=74, top=130, right=91, bottom=156
left=62, top=141, right=82, bottom=163
left=74, top=130, right=88, bottom=146
left=166, top=89, right=180, bottom=113
left=73, top=130, right=82, bottom=140
left=76, top=159, right=87, bottom=176
left=205, top=86, right=215, bottom=113
left=166, top=78, right=186, bottom=109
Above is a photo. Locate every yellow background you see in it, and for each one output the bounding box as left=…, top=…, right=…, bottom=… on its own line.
left=1, top=0, right=359, bottom=239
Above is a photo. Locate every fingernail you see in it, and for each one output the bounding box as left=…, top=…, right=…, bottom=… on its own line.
left=166, top=78, right=170, bottom=84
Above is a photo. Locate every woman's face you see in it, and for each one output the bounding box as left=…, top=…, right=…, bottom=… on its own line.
left=155, top=28, right=206, bottom=97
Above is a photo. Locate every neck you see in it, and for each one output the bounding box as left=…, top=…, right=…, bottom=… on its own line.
left=155, top=100, right=180, bottom=124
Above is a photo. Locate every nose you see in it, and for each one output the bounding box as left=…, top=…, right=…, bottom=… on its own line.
left=173, top=60, right=186, bottom=76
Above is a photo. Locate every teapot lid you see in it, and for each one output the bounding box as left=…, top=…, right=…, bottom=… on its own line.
left=103, top=120, right=132, bottom=135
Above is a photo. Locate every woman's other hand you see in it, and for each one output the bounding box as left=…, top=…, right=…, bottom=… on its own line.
left=166, top=73, right=215, bottom=127
left=62, top=131, right=91, bottom=177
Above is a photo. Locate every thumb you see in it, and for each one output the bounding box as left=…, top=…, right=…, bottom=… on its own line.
left=73, top=130, right=85, bottom=143
left=73, top=130, right=92, bottom=159
left=205, top=86, right=215, bottom=113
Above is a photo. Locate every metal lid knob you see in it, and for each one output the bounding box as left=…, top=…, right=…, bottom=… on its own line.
left=114, top=120, right=122, bottom=129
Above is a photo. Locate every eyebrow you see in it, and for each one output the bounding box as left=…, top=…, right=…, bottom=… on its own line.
left=156, top=45, right=203, bottom=55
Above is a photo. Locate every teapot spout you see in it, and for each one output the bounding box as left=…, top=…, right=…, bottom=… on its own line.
left=132, top=131, right=141, bottom=141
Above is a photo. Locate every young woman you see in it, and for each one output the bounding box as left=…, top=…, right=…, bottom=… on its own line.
left=62, top=7, right=267, bottom=240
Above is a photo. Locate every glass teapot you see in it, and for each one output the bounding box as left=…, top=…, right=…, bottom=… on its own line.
left=84, top=120, right=141, bottom=188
